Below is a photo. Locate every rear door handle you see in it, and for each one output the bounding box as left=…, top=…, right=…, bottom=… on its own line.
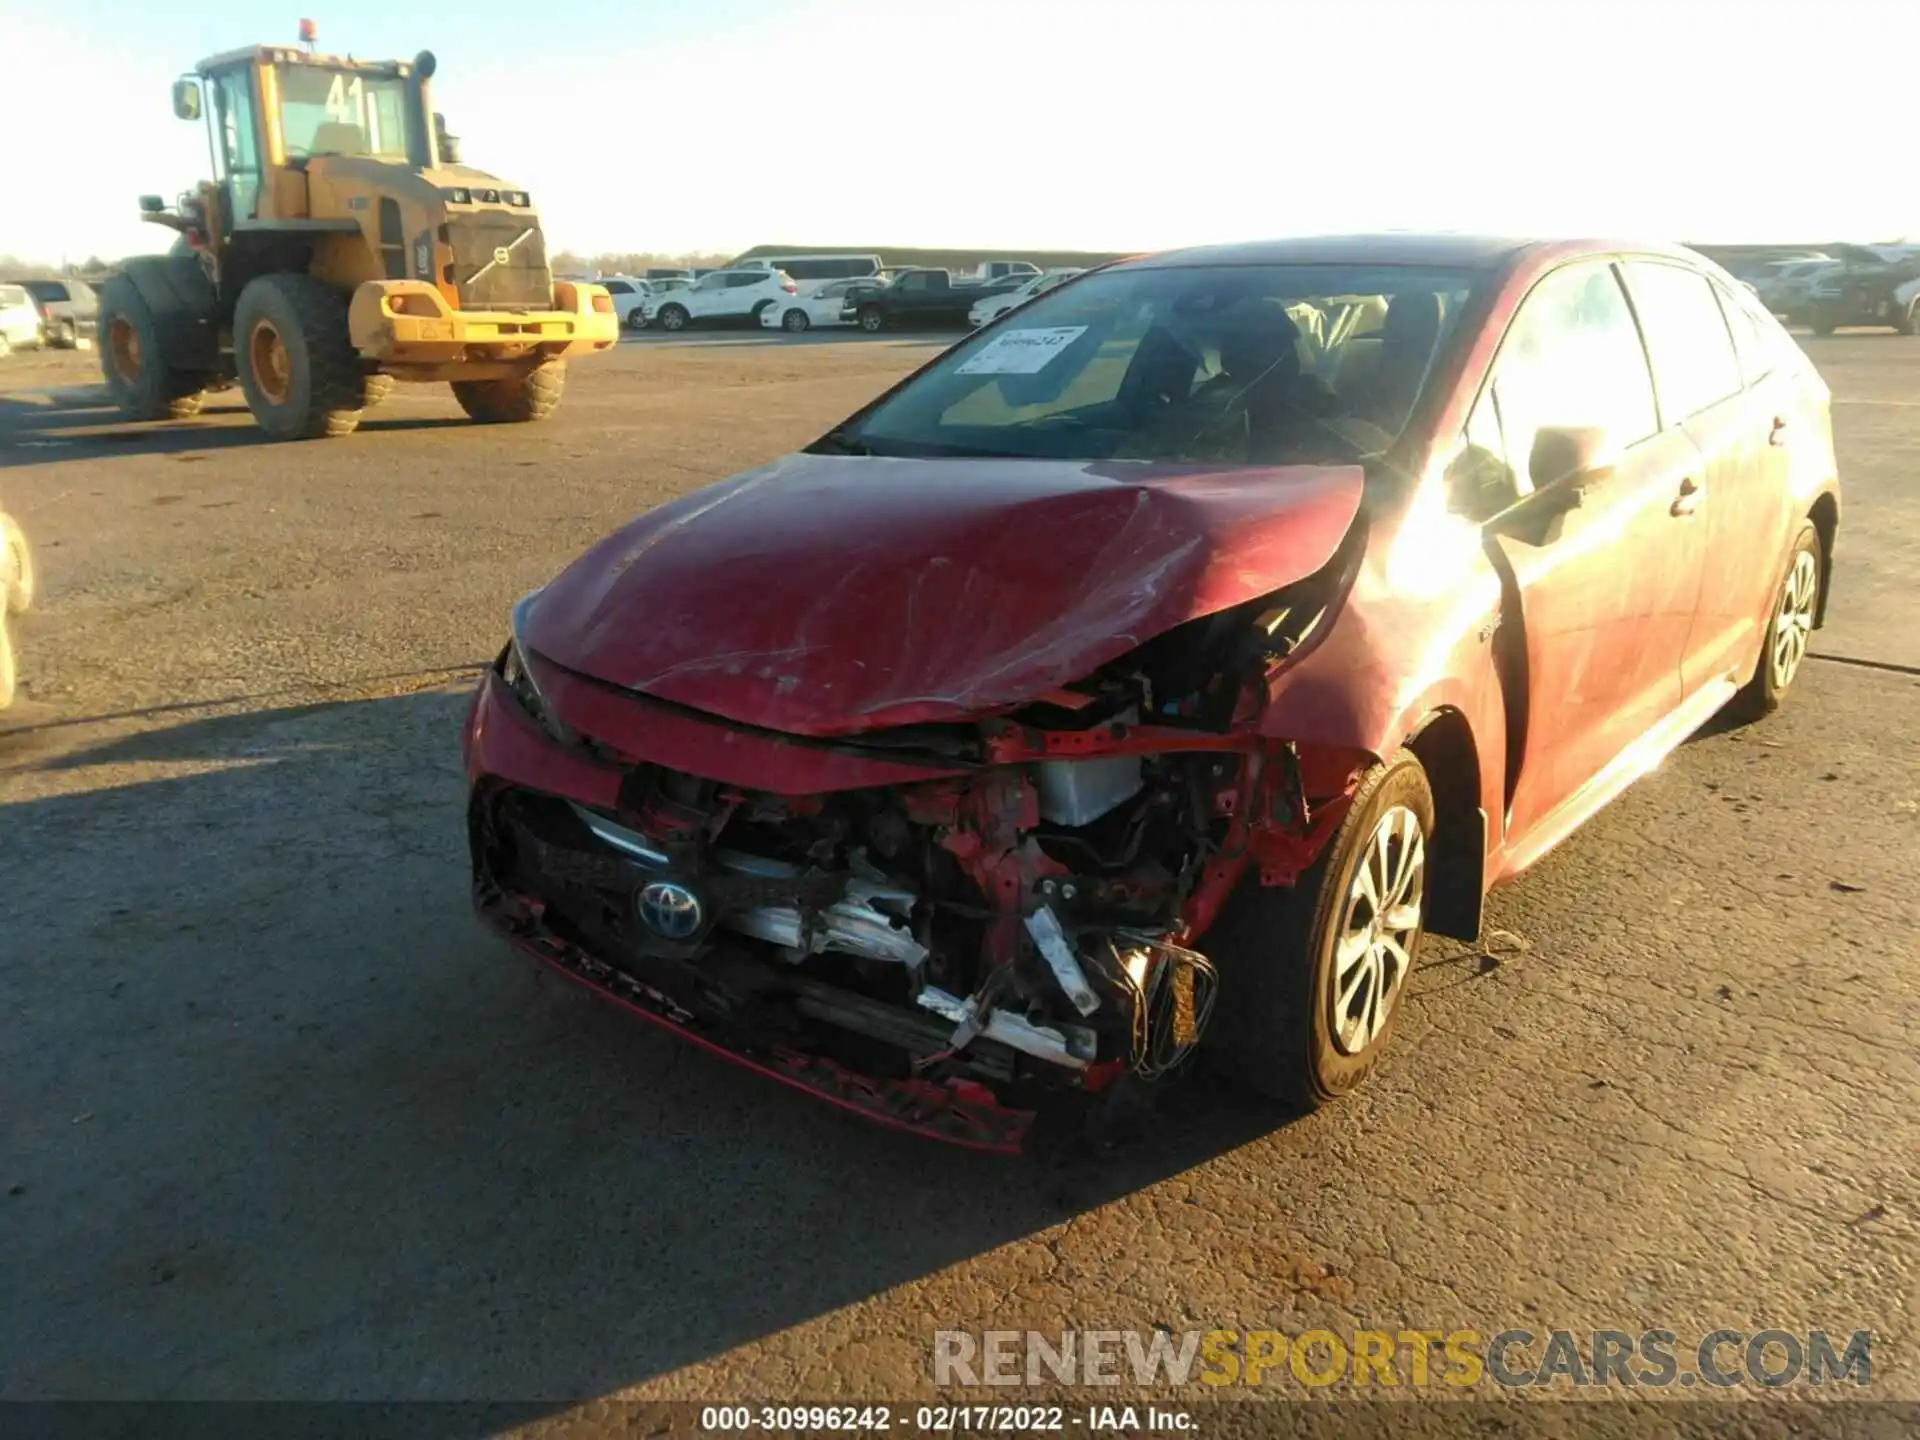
left=1671, top=476, right=1704, bottom=518
left=1768, top=416, right=1789, bottom=446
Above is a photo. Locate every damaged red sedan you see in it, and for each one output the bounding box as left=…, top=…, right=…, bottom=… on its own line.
left=463, top=235, right=1840, bottom=1152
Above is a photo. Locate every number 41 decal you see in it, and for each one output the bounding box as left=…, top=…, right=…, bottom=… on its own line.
left=324, top=73, right=365, bottom=124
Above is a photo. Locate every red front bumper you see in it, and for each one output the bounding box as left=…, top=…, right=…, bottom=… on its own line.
left=463, top=671, right=1038, bottom=1155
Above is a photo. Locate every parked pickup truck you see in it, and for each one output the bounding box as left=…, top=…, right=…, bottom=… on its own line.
left=842, top=268, right=1025, bottom=331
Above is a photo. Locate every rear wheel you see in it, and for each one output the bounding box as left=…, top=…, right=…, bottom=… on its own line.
left=451, top=361, right=566, bottom=423
left=1204, top=752, right=1434, bottom=1108
left=657, top=303, right=689, bottom=332
left=234, top=273, right=367, bottom=440
left=96, top=276, right=206, bottom=421
left=1900, top=300, right=1920, bottom=336
left=858, top=304, right=885, bottom=332
left=1727, top=521, right=1822, bottom=722
left=781, top=307, right=811, bottom=333
left=626, top=308, right=651, bottom=331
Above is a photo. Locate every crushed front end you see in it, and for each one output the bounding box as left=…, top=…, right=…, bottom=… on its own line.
left=464, top=561, right=1368, bottom=1153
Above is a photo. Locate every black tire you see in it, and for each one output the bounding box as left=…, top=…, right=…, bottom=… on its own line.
left=626, top=309, right=651, bottom=331
left=1204, top=752, right=1435, bottom=1109
left=1900, top=300, right=1920, bottom=337
left=96, top=275, right=207, bottom=421
left=1726, top=521, right=1822, bottom=723
left=362, top=373, right=396, bottom=407
left=858, top=304, right=885, bottom=333
left=657, top=303, right=689, bottom=332
left=781, top=307, right=811, bottom=333
left=1811, top=311, right=1838, bottom=337
left=451, top=361, right=566, bottom=424
left=233, top=274, right=366, bottom=440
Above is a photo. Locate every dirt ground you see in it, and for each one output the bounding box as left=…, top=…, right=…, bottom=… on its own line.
left=1, top=330, right=1915, bottom=1423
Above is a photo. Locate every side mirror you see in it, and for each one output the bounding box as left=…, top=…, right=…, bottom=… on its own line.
left=171, top=78, right=201, bottom=121
left=138, top=195, right=167, bottom=214
left=1528, top=425, right=1618, bottom=510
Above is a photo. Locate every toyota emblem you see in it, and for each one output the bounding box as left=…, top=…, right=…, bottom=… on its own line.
left=636, top=880, right=703, bottom=940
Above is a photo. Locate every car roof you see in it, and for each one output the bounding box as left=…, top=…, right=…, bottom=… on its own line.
left=1121, top=233, right=1702, bottom=273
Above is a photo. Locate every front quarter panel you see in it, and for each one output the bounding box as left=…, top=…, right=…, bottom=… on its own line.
left=1261, top=483, right=1510, bottom=840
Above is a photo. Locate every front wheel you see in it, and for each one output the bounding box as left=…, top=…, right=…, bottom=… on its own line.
left=1900, top=300, right=1920, bottom=337
left=781, top=307, right=811, bottom=333
left=452, top=361, right=566, bottom=423
left=234, top=273, right=367, bottom=440
left=858, top=305, right=885, bottom=333
left=657, top=304, right=689, bottom=332
left=1726, top=521, right=1822, bottom=722
left=626, top=309, right=651, bottom=331
left=1204, top=752, right=1435, bottom=1108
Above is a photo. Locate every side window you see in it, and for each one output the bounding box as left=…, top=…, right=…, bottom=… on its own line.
left=1443, top=386, right=1518, bottom=519
left=209, top=69, right=262, bottom=220
left=1621, top=261, right=1744, bottom=421
left=726, top=272, right=762, bottom=288
left=1487, top=260, right=1660, bottom=491
left=602, top=280, right=632, bottom=295
left=897, top=272, right=929, bottom=292
left=693, top=273, right=725, bottom=291
left=1710, top=280, right=1769, bottom=385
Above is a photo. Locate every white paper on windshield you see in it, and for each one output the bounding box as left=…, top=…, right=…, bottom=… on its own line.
left=955, top=326, right=1088, bottom=375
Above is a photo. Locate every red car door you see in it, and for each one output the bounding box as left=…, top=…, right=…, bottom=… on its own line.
left=1474, top=259, right=1710, bottom=868
left=1619, top=260, right=1790, bottom=698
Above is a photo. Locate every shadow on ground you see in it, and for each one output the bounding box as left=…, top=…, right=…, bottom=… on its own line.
left=0, top=396, right=474, bottom=469
left=0, top=688, right=1286, bottom=1414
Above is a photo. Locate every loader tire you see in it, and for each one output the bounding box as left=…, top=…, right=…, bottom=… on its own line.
left=96, top=276, right=206, bottom=421
left=451, top=362, right=566, bottom=424
left=234, top=274, right=367, bottom=440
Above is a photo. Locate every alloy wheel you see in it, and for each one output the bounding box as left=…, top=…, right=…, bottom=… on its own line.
left=1771, top=549, right=1818, bottom=690
left=1329, top=804, right=1425, bottom=1055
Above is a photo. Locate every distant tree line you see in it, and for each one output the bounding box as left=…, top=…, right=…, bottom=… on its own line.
left=0, top=254, right=114, bottom=281
left=550, top=250, right=736, bottom=278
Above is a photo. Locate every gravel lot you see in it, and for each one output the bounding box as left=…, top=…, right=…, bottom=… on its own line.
left=1, top=330, right=1915, bottom=1422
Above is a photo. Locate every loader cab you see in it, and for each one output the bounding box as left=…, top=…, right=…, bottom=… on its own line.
left=174, top=47, right=434, bottom=237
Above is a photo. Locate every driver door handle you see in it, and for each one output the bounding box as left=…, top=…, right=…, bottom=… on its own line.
left=1671, top=476, right=1704, bottom=518
left=1768, top=416, right=1790, bottom=446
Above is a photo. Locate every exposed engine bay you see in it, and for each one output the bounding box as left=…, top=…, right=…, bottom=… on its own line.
left=470, top=532, right=1372, bottom=1148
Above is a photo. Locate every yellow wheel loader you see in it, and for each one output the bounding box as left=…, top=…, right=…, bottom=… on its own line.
left=100, top=33, right=617, bottom=440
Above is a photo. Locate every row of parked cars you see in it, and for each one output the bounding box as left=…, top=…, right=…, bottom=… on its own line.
left=0, top=277, right=100, bottom=356
left=1723, top=244, right=1920, bottom=334
left=593, top=255, right=1087, bottom=335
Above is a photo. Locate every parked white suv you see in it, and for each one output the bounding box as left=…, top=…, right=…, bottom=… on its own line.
left=640, top=269, right=797, bottom=331
left=596, top=276, right=653, bottom=329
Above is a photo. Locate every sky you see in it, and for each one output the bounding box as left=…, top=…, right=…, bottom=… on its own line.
left=4, top=0, right=1916, bottom=265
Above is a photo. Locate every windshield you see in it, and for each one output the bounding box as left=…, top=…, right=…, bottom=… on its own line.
left=833, top=262, right=1478, bottom=464
left=277, top=65, right=412, bottom=161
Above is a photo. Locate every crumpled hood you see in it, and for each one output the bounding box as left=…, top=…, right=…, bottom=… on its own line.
left=523, top=452, right=1364, bottom=736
